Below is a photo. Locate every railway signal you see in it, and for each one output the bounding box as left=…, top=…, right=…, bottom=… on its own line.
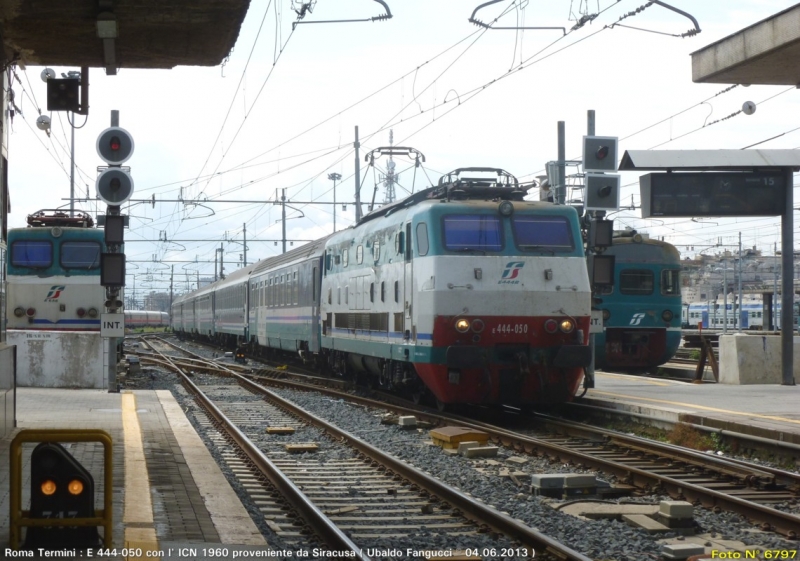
left=583, top=135, right=618, bottom=173
left=24, top=442, right=100, bottom=548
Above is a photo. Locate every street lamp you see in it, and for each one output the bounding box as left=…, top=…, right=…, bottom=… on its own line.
left=328, top=173, right=342, bottom=232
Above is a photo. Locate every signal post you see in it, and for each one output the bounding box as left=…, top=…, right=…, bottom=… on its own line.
left=96, top=111, right=134, bottom=392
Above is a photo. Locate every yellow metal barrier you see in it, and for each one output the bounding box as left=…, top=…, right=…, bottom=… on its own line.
left=9, top=429, right=113, bottom=549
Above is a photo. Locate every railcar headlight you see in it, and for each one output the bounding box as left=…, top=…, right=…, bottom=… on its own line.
left=544, top=319, right=558, bottom=334
left=14, top=307, right=25, bottom=318
left=498, top=201, right=514, bottom=216
left=40, top=480, right=57, bottom=496
left=602, top=309, right=610, bottom=320
left=455, top=318, right=470, bottom=333
left=77, top=308, right=86, bottom=318
left=87, top=308, right=98, bottom=318
left=662, top=310, right=674, bottom=322
left=26, top=307, right=36, bottom=317
left=559, top=319, right=575, bottom=333
left=471, top=318, right=485, bottom=333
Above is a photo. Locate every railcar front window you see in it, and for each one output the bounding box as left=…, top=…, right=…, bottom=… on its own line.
left=11, top=241, right=53, bottom=268
left=619, top=269, right=653, bottom=295
left=443, top=215, right=502, bottom=252
left=511, top=216, right=574, bottom=252
left=61, top=241, right=101, bottom=269
left=661, top=269, right=680, bottom=295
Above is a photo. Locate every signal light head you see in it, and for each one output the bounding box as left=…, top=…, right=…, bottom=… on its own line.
left=110, top=136, right=121, bottom=151
left=68, top=479, right=85, bottom=495
left=40, top=480, right=57, bottom=496
left=595, top=145, right=609, bottom=160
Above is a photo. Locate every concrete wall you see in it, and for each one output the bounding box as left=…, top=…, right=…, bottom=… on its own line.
left=0, top=344, right=15, bottom=436
left=7, top=331, right=105, bottom=388
left=718, top=333, right=799, bottom=384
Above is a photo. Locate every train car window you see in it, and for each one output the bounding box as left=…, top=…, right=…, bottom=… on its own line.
left=294, top=271, right=298, bottom=304
left=511, top=216, right=574, bottom=252
left=395, top=231, right=404, bottom=255
left=416, top=223, right=429, bottom=256
left=374, top=240, right=381, bottom=261
left=342, top=248, right=349, bottom=267
left=61, top=241, right=102, bottom=269
left=381, top=281, right=386, bottom=302
left=370, top=282, right=375, bottom=303
left=661, top=269, right=680, bottom=295
left=394, top=280, right=399, bottom=303
left=442, top=216, right=500, bottom=252
left=11, top=240, right=53, bottom=268
left=619, top=269, right=654, bottom=295
left=356, top=245, right=363, bottom=264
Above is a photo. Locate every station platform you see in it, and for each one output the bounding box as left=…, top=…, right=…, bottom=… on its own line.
left=0, top=388, right=267, bottom=557
left=583, top=371, right=800, bottom=448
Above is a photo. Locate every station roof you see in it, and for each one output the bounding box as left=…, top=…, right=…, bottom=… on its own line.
left=619, top=149, right=800, bottom=171
left=691, top=4, right=800, bottom=85
left=1, top=0, right=251, bottom=71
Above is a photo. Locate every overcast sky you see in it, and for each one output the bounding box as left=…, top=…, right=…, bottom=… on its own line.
left=6, top=0, right=800, bottom=295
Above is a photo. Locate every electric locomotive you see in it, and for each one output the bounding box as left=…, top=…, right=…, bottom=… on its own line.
left=6, top=211, right=107, bottom=387
left=321, top=168, right=591, bottom=407
left=594, top=232, right=682, bottom=373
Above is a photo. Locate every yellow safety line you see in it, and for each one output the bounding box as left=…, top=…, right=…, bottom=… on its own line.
left=595, top=372, right=672, bottom=386
left=122, top=392, right=161, bottom=560
left=590, top=389, right=800, bottom=425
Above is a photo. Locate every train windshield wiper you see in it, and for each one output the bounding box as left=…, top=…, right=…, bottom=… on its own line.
left=449, top=247, right=487, bottom=255
left=518, top=245, right=555, bottom=255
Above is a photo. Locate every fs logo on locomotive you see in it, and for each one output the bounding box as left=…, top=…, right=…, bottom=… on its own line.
left=45, top=285, right=66, bottom=302
left=499, top=261, right=524, bottom=284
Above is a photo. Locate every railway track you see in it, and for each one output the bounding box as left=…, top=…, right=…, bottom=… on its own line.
left=138, top=336, right=594, bottom=561
left=134, top=336, right=800, bottom=541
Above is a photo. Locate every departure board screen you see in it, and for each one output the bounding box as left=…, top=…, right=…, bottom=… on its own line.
left=640, top=172, right=786, bottom=218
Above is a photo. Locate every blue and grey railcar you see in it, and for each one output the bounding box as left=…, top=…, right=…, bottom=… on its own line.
left=594, top=234, right=682, bottom=372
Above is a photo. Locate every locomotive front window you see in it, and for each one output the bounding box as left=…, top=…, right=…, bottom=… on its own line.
left=619, top=269, right=654, bottom=295
left=11, top=240, right=53, bottom=268
left=661, top=269, right=680, bottom=296
left=61, top=241, right=101, bottom=269
left=511, top=216, right=574, bottom=252
left=443, top=215, right=502, bottom=252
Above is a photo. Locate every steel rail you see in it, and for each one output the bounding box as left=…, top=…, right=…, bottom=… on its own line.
left=234, top=374, right=594, bottom=561
left=146, top=346, right=370, bottom=560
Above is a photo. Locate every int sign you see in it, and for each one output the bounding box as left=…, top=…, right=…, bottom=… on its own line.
left=101, top=313, right=125, bottom=337
left=639, top=172, right=786, bottom=218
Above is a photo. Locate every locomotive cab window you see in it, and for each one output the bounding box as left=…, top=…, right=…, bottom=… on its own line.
left=619, top=269, right=654, bottom=295
left=661, top=269, right=680, bottom=295
left=61, top=241, right=102, bottom=269
left=11, top=240, right=53, bottom=268
left=442, top=215, right=501, bottom=252
left=417, top=223, right=429, bottom=256
left=511, top=216, right=574, bottom=252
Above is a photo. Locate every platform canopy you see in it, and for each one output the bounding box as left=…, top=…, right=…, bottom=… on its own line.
left=691, top=4, right=800, bottom=85
left=1, top=0, right=251, bottom=71
left=619, top=149, right=800, bottom=172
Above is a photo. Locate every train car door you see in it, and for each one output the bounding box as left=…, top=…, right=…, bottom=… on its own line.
left=310, top=261, right=320, bottom=351
left=403, top=222, right=414, bottom=341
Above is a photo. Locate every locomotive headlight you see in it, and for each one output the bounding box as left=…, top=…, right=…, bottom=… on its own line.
left=14, top=307, right=25, bottom=318
left=471, top=318, right=485, bottom=333
left=662, top=310, right=674, bottom=322
left=544, top=319, right=558, bottom=334
left=559, top=319, right=575, bottom=333
left=26, top=307, right=36, bottom=317
left=602, top=309, right=611, bottom=320
left=455, top=318, right=470, bottom=333
left=498, top=200, right=514, bottom=216
left=76, top=308, right=86, bottom=318
left=40, top=480, right=57, bottom=496
left=87, top=308, right=98, bottom=318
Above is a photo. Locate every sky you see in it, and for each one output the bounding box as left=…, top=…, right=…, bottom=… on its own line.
left=5, top=0, right=800, bottom=299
